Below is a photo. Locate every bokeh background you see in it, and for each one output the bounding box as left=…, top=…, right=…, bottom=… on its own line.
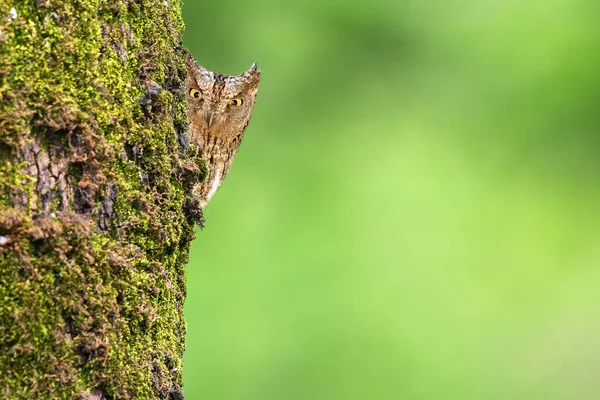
left=182, top=1, right=600, bottom=399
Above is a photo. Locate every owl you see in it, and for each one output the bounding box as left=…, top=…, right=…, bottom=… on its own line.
left=185, top=55, right=260, bottom=208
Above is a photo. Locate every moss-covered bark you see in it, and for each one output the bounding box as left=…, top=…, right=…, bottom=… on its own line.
left=0, top=1, right=205, bottom=398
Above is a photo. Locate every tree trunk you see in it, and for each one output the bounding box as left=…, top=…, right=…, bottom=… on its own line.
left=0, top=1, right=205, bottom=398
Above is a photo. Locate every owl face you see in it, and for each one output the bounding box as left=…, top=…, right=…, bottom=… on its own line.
left=185, top=56, right=260, bottom=140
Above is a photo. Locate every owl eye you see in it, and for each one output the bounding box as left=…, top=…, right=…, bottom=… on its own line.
left=189, top=88, right=202, bottom=99
left=229, top=98, right=243, bottom=106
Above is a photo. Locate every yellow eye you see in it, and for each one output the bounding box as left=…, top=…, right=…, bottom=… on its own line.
left=229, top=98, right=243, bottom=106
left=189, top=88, right=202, bottom=99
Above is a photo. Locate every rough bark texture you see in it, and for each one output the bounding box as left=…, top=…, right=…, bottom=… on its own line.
left=0, top=1, right=206, bottom=398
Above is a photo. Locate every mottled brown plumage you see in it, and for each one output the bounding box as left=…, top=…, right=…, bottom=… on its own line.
left=185, top=55, right=260, bottom=208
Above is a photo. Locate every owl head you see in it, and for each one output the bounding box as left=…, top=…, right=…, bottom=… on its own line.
left=185, top=55, right=260, bottom=141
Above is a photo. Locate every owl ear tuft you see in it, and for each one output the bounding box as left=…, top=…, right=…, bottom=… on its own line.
left=248, top=63, right=259, bottom=74
left=186, top=54, right=210, bottom=76
left=186, top=54, right=197, bottom=71
left=243, top=63, right=260, bottom=88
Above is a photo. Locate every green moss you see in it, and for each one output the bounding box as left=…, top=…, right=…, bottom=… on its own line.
left=0, top=0, right=203, bottom=398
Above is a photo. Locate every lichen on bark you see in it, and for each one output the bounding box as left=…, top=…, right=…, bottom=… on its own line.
left=0, top=1, right=205, bottom=398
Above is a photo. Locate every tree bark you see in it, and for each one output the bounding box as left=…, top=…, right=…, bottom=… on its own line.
left=0, top=1, right=205, bottom=398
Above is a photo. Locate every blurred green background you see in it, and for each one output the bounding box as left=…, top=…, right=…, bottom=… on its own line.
left=182, top=1, right=600, bottom=399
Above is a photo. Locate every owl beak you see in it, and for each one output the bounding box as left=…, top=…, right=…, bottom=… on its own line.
left=205, top=113, right=215, bottom=127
